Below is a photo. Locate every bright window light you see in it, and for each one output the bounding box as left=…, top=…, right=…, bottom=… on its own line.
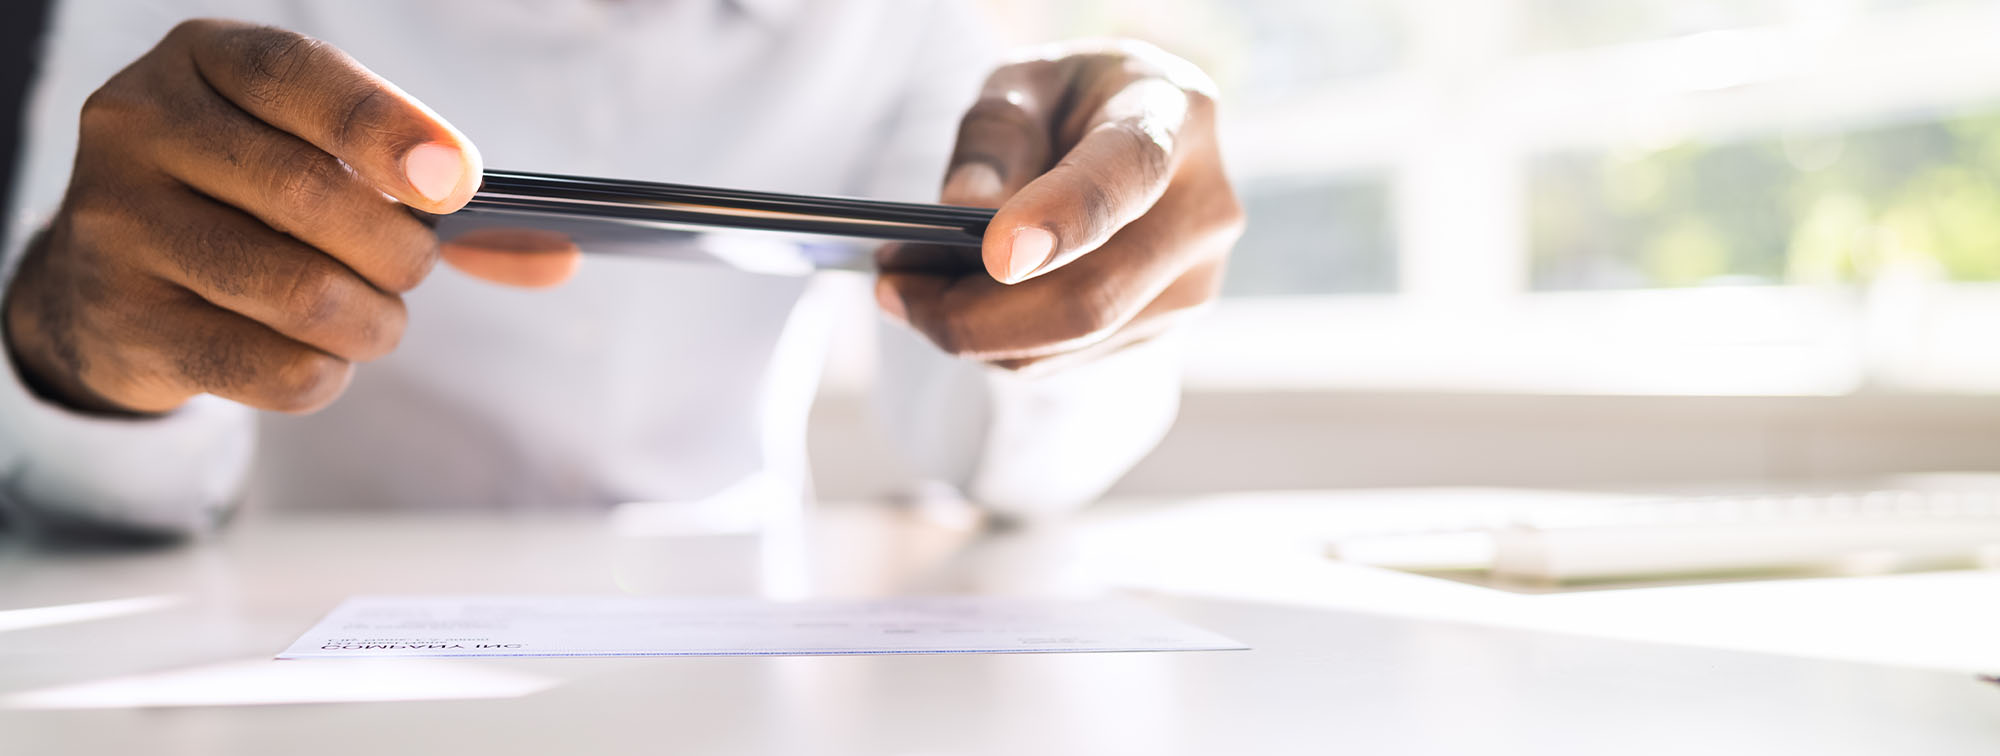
left=967, top=0, right=2000, bottom=396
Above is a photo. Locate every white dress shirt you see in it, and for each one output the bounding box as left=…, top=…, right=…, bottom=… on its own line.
left=0, top=0, right=1182, bottom=536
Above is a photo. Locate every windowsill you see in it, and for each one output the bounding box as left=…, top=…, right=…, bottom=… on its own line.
left=1182, top=282, right=2000, bottom=398
left=809, top=281, right=2000, bottom=497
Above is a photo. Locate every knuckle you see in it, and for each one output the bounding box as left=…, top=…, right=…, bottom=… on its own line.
left=184, top=223, right=265, bottom=298
left=356, top=296, right=408, bottom=361
left=955, top=97, right=1046, bottom=166
left=1099, top=118, right=1174, bottom=186
left=928, top=318, right=975, bottom=359
left=84, top=361, right=174, bottom=412
left=981, top=61, right=1036, bottom=88
left=270, top=148, right=348, bottom=224
left=171, top=324, right=249, bottom=394
left=87, top=284, right=152, bottom=340
left=959, top=96, right=1040, bottom=136
left=232, top=27, right=321, bottom=110
left=279, top=262, right=347, bottom=335
left=328, top=85, right=407, bottom=155
left=273, top=259, right=406, bottom=362
left=59, top=198, right=148, bottom=270
left=266, top=350, right=350, bottom=414
left=60, top=190, right=135, bottom=242
left=1184, top=89, right=1219, bottom=120
left=975, top=61, right=1044, bottom=101
left=1197, top=190, right=1249, bottom=251
left=1222, top=210, right=1248, bottom=245
left=1214, top=193, right=1248, bottom=242
left=376, top=234, right=439, bottom=294
left=1195, top=263, right=1228, bottom=303
left=165, top=18, right=220, bottom=45
left=1052, top=285, right=1123, bottom=346
left=1157, top=261, right=1227, bottom=316
left=85, top=367, right=148, bottom=407
left=77, top=84, right=149, bottom=138
left=1039, top=162, right=1121, bottom=246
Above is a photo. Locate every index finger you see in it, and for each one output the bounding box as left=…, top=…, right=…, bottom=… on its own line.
left=174, top=20, right=480, bottom=214
left=984, top=73, right=1193, bottom=284
left=940, top=62, right=1061, bottom=211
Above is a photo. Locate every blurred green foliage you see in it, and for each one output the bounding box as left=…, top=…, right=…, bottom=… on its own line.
left=1531, top=108, right=2000, bottom=289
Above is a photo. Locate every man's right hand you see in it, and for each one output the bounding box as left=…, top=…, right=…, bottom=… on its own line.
left=2, top=19, right=482, bottom=415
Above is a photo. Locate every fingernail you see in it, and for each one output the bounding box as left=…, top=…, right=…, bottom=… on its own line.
left=1005, top=227, right=1055, bottom=283
left=874, top=280, right=908, bottom=324
left=942, top=163, right=1005, bottom=206
left=404, top=142, right=467, bottom=203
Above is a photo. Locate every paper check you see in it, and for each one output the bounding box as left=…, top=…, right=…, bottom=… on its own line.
left=278, top=596, right=1247, bottom=659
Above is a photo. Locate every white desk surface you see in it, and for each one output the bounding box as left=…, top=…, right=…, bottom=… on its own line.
left=2, top=503, right=1997, bottom=756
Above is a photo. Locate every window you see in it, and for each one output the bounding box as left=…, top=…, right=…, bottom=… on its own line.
left=978, top=0, right=2000, bottom=396
left=1532, top=111, right=2000, bottom=290
left=1225, top=176, right=1395, bottom=296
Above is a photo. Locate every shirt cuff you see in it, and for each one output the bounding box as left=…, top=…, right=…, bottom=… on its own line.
left=0, top=325, right=254, bottom=536
left=966, top=335, right=1185, bottom=516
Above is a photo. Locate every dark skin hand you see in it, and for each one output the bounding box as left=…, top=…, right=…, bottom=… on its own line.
left=440, top=41, right=1248, bottom=373
left=877, top=40, right=1246, bottom=371
left=4, top=26, right=1238, bottom=420
left=367, top=42, right=1246, bottom=375
left=0, top=19, right=551, bottom=415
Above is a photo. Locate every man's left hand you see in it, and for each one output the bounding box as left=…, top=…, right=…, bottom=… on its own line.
left=877, top=40, right=1245, bottom=371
